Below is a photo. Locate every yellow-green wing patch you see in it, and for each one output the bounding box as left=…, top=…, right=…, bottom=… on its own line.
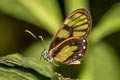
left=64, top=11, right=91, bottom=37
left=57, top=29, right=70, bottom=38
left=73, top=32, right=86, bottom=36
left=54, top=45, right=78, bottom=62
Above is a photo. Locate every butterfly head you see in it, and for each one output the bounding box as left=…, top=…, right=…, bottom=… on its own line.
left=41, top=49, right=53, bottom=62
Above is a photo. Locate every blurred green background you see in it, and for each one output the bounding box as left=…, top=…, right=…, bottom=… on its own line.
left=0, top=0, right=120, bottom=80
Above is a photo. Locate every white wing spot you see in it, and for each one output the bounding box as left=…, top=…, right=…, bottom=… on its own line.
left=83, top=39, right=86, bottom=42
left=70, top=60, right=81, bottom=64
left=83, top=46, right=86, bottom=49
left=79, top=54, right=83, bottom=56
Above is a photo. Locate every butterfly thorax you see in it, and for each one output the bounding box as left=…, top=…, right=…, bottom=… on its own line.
left=42, top=49, right=53, bottom=62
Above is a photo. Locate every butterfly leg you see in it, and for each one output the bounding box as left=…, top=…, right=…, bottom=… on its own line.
left=41, top=49, right=59, bottom=66
left=49, top=60, right=59, bottom=66
left=46, top=54, right=59, bottom=66
left=40, top=49, right=46, bottom=60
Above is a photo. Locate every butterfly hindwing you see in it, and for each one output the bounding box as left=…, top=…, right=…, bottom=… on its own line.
left=49, top=37, right=87, bottom=64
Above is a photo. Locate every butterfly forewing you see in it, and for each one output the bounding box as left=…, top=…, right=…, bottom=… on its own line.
left=49, top=9, right=91, bottom=50
left=48, top=9, right=92, bottom=65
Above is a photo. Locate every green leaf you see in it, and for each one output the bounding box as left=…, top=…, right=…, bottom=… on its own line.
left=0, top=53, right=54, bottom=78
left=64, top=0, right=89, bottom=15
left=0, top=0, right=63, bottom=35
left=79, top=42, right=120, bottom=80
left=90, top=3, right=120, bottom=43
left=0, top=53, right=80, bottom=80
left=0, top=66, right=39, bottom=80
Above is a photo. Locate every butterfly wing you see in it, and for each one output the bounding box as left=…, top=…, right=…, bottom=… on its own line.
left=48, top=8, right=92, bottom=64
left=49, top=8, right=91, bottom=50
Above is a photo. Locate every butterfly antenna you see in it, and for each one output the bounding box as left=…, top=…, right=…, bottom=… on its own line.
left=38, top=36, right=45, bottom=49
left=25, top=30, right=38, bottom=40
left=25, top=30, right=46, bottom=60
left=38, top=36, right=46, bottom=60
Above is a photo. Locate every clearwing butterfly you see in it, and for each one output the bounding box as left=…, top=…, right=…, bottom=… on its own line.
left=26, top=8, right=92, bottom=66
left=41, top=8, right=92, bottom=66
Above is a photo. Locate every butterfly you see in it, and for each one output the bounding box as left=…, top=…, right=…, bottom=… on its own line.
left=41, top=8, right=92, bottom=66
